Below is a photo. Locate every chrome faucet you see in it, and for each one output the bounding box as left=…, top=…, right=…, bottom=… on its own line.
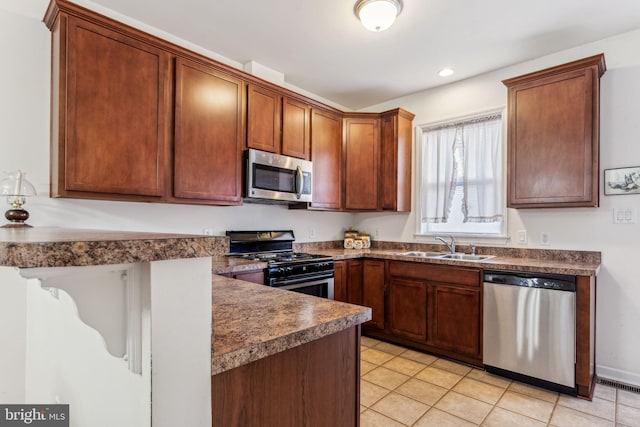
left=436, top=235, right=456, bottom=253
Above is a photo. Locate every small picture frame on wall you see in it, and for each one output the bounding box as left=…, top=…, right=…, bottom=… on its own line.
left=604, top=166, right=640, bottom=195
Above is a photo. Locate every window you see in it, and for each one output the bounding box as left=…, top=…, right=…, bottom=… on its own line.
left=417, top=112, right=505, bottom=237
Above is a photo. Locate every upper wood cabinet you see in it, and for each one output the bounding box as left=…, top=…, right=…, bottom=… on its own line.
left=343, top=115, right=380, bottom=210
left=45, top=0, right=412, bottom=209
left=50, top=15, right=171, bottom=199
left=282, top=97, right=311, bottom=159
left=380, top=109, right=415, bottom=212
left=247, top=85, right=311, bottom=159
left=173, top=58, right=245, bottom=204
left=247, top=84, right=281, bottom=153
left=503, top=54, right=606, bottom=208
left=310, top=108, right=343, bottom=209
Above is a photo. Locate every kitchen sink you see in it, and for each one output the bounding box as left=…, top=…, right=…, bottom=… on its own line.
left=396, top=251, right=447, bottom=258
left=396, top=251, right=494, bottom=261
left=439, top=254, right=494, bottom=261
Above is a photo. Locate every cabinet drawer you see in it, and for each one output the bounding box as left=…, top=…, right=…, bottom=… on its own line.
left=388, top=261, right=481, bottom=287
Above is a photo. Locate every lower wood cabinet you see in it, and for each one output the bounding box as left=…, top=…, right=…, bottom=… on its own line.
left=212, top=326, right=360, bottom=426
left=428, top=284, right=481, bottom=357
left=334, top=260, right=363, bottom=305
left=388, top=277, right=427, bottom=341
left=365, top=260, right=483, bottom=365
left=333, top=260, right=348, bottom=302
left=363, top=260, right=385, bottom=331
left=336, top=258, right=482, bottom=364
left=335, top=260, right=385, bottom=330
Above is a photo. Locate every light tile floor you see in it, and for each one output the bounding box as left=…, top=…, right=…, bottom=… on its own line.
left=360, top=336, right=640, bottom=427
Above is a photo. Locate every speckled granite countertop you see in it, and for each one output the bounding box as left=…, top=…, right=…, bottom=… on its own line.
left=211, top=274, right=371, bottom=375
left=212, top=243, right=600, bottom=277
left=0, top=227, right=227, bottom=268
left=305, top=248, right=600, bottom=276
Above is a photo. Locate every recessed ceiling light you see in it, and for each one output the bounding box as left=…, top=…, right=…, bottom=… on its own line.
left=438, top=68, right=454, bottom=77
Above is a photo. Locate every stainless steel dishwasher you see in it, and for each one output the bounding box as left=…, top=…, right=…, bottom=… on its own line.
left=483, top=269, right=577, bottom=395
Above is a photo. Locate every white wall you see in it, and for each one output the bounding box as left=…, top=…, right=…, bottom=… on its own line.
left=358, top=29, right=640, bottom=386
left=0, top=6, right=355, bottom=242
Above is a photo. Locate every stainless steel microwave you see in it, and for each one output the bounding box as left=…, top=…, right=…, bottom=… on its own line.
left=245, top=149, right=312, bottom=203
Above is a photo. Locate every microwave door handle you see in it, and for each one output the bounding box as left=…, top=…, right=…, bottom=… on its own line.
left=295, top=166, right=303, bottom=199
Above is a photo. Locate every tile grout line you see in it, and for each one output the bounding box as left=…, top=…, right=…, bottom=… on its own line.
left=362, top=339, right=624, bottom=427
left=476, top=378, right=510, bottom=427
left=546, top=390, right=560, bottom=427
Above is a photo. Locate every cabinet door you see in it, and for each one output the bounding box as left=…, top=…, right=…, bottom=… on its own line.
left=504, top=55, right=605, bottom=208
left=247, top=84, right=281, bottom=153
left=428, top=284, right=481, bottom=358
left=388, top=278, right=427, bottom=342
left=346, top=260, right=363, bottom=306
left=60, top=16, right=170, bottom=197
left=344, top=117, right=379, bottom=210
left=174, top=58, right=244, bottom=204
left=380, top=109, right=414, bottom=212
left=363, top=260, right=385, bottom=330
left=282, top=97, right=311, bottom=159
left=333, top=261, right=348, bottom=303
left=310, top=109, right=343, bottom=209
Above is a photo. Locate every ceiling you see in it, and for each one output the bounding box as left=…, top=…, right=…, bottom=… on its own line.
left=6, top=0, right=640, bottom=109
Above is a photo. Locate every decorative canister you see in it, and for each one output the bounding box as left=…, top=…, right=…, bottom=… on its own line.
left=344, top=237, right=354, bottom=249
left=344, top=227, right=358, bottom=239
left=344, top=227, right=358, bottom=249
left=360, top=234, right=371, bottom=249
left=353, top=238, right=364, bottom=250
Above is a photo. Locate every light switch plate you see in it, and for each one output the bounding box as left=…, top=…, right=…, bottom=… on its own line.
left=613, top=208, right=635, bottom=224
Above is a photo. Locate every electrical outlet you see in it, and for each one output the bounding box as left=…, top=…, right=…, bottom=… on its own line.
left=517, top=230, right=527, bottom=244
left=309, top=226, right=316, bottom=239
left=202, top=228, right=214, bottom=236
left=374, top=228, right=380, bottom=239
left=541, top=231, right=551, bottom=246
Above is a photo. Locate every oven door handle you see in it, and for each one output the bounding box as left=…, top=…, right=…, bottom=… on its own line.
left=270, top=271, right=334, bottom=287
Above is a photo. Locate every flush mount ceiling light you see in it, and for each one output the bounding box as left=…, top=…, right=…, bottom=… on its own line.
left=354, top=0, right=403, bottom=32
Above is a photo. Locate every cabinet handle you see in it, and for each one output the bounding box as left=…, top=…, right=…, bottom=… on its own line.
left=295, top=166, right=303, bottom=199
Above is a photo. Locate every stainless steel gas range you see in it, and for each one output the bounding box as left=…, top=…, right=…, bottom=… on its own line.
left=226, top=230, right=334, bottom=299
